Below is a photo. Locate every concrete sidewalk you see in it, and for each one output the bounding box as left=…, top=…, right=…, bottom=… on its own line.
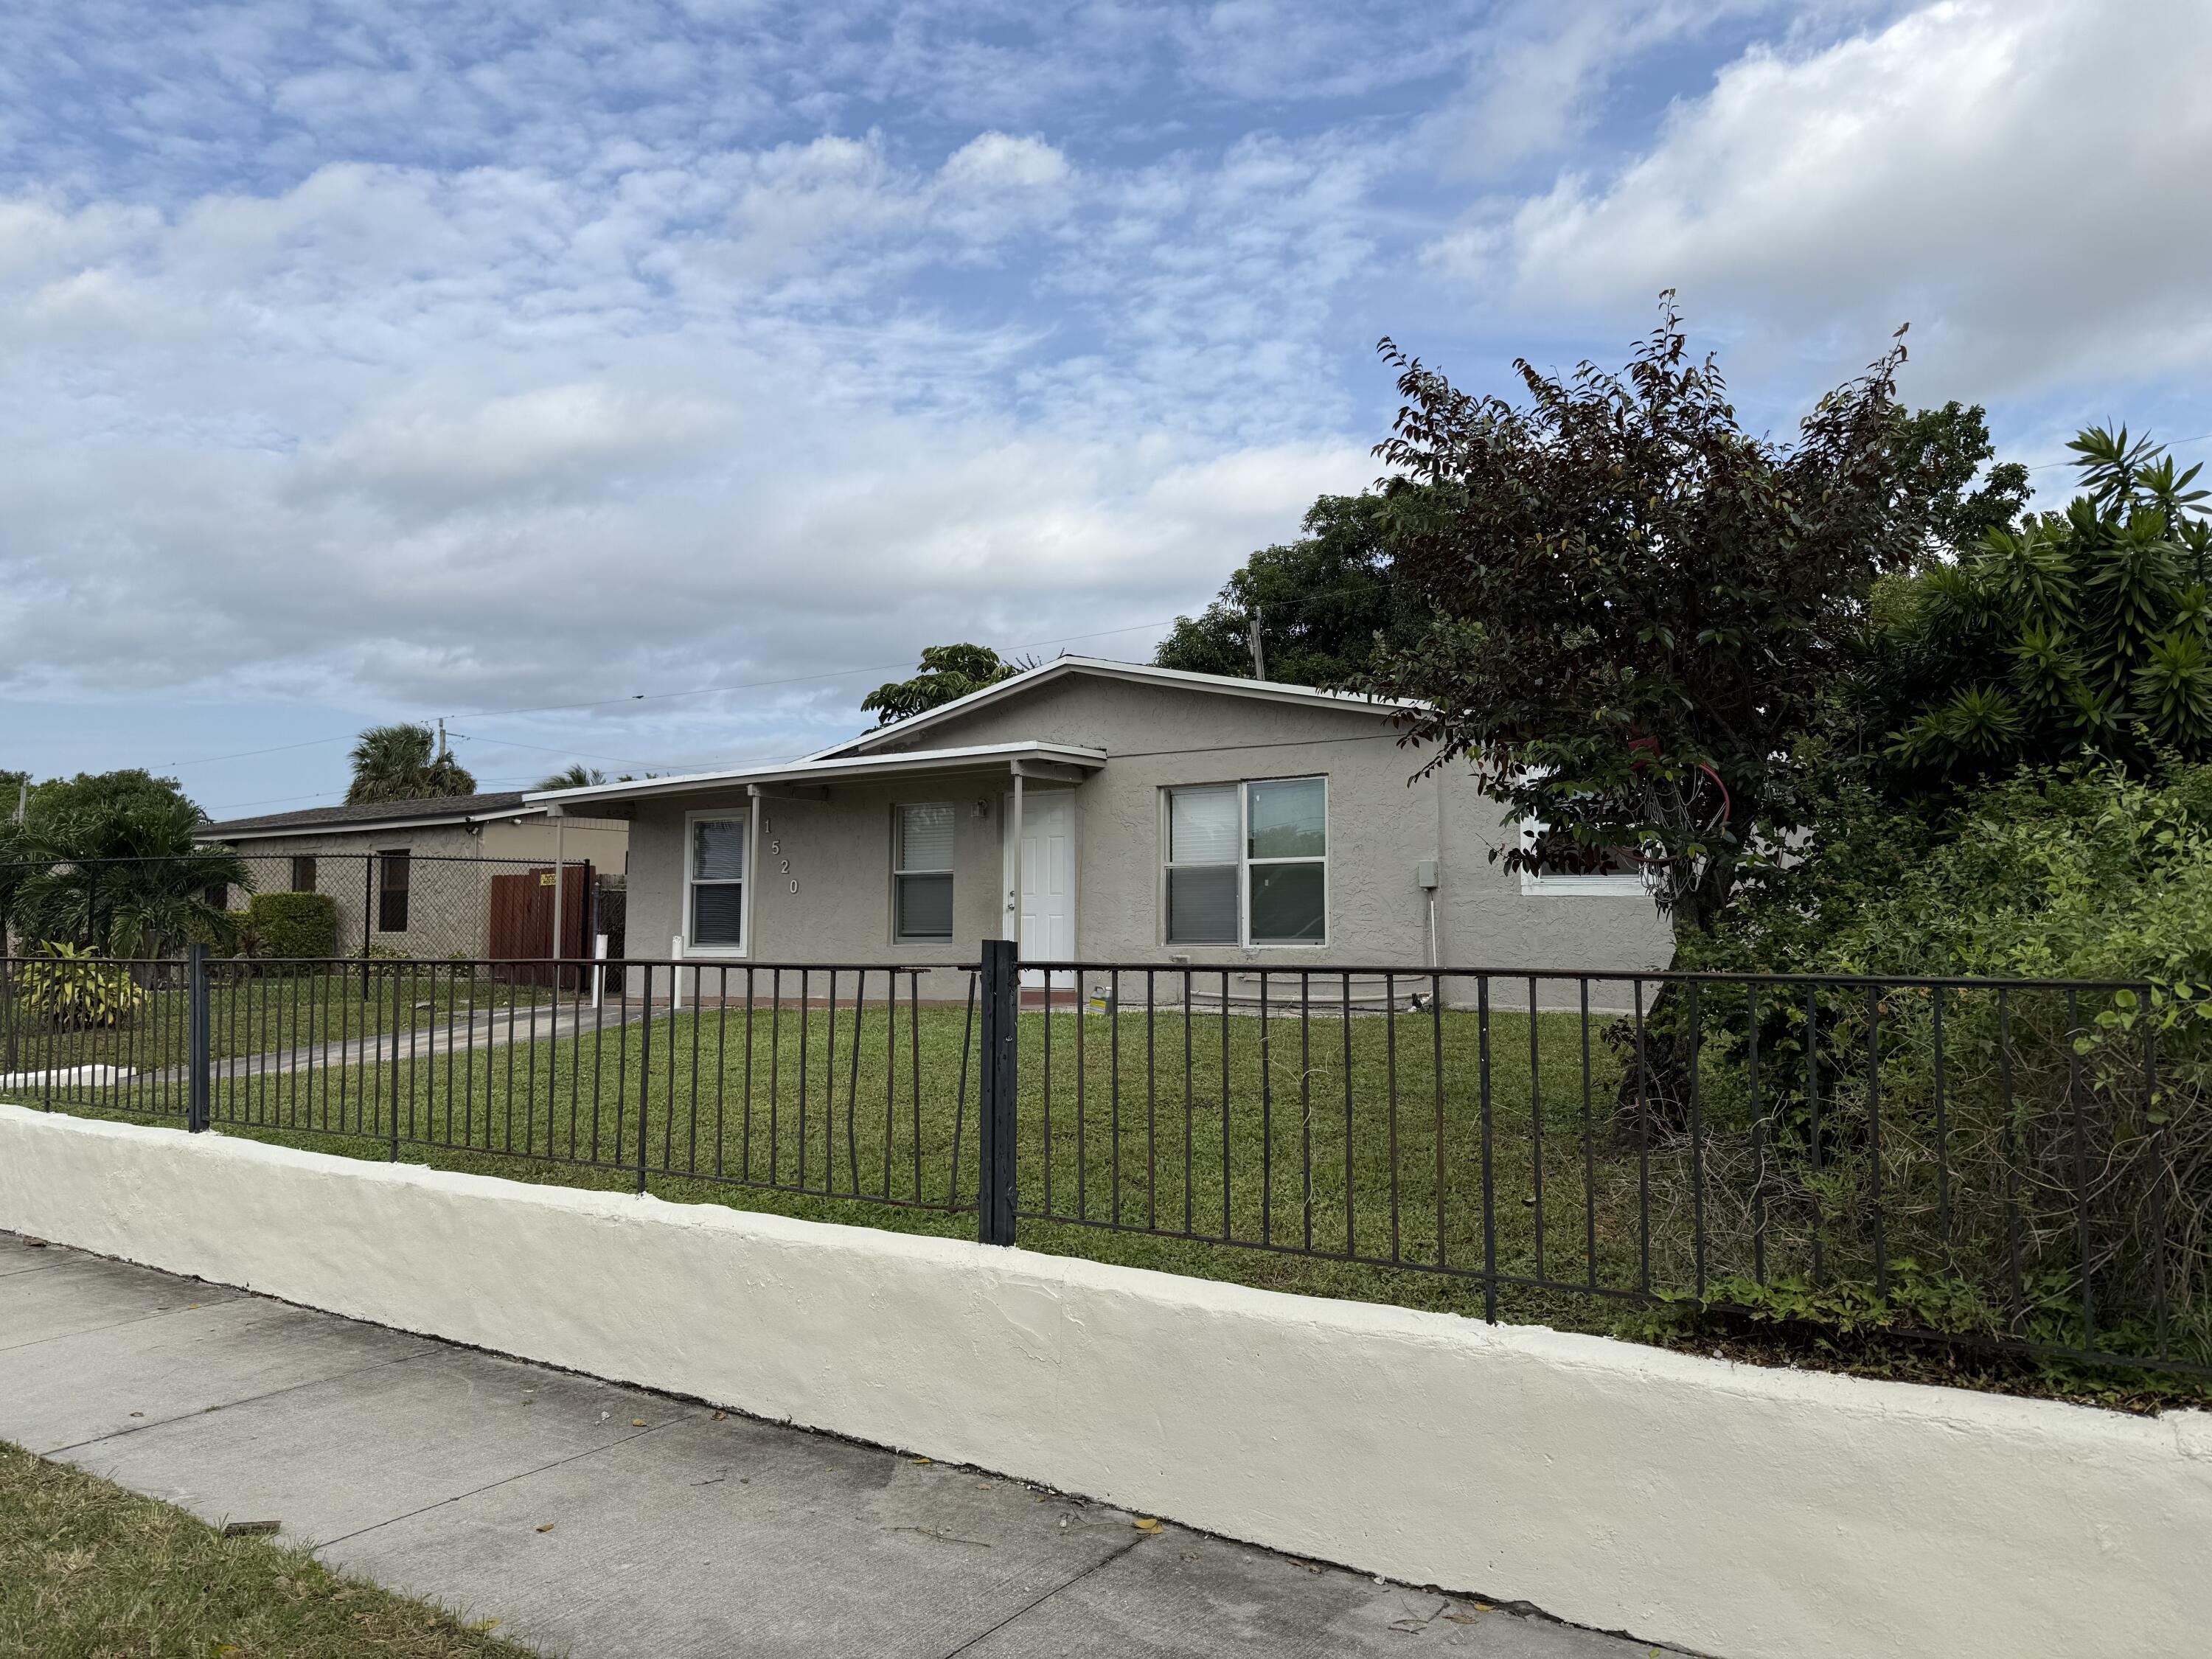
left=0, top=1234, right=1660, bottom=1658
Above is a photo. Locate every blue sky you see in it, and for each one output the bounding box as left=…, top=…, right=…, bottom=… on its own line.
left=4, top=0, right=2210, bottom=818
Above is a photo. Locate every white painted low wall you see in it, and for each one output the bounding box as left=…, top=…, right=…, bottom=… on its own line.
left=3, top=1102, right=2207, bottom=1659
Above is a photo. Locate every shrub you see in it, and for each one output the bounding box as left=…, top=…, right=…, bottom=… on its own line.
left=1635, top=762, right=2212, bottom=1368
left=246, top=891, right=339, bottom=961
left=13, top=943, right=148, bottom=1029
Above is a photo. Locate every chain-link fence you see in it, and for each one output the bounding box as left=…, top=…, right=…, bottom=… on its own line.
left=1, top=850, right=625, bottom=983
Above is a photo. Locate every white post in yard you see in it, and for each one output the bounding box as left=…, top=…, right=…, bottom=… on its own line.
left=550, top=811, right=565, bottom=990
left=592, top=933, right=608, bottom=1010
left=671, top=934, right=685, bottom=1010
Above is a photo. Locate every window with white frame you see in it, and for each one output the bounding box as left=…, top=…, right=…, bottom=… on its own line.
left=1165, top=777, right=1326, bottom=945
left=1517, top=803, right=1649, bottom=897
left=687, top=813, right=747, bottom=948
left=894, top=802, right=955, bottom=942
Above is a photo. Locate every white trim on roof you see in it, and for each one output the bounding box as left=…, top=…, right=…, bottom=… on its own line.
left=807, top=655, right=1417, bottom=762
left=526, top=741, right=1108, bottom=810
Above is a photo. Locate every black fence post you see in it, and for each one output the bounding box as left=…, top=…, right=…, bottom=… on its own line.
left=636, top=961, right=653, bottom=1195
left=360, top=855, right=375, bottom=1003
left=187, top=944, right=210, bottom=1133
left=977, top=938, right=1018, bottom=1246
left=388, top=960, right=402, bottom=1161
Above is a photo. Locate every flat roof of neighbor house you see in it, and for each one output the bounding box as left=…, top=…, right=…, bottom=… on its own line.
left=526, top=742, right=1109, bottom=812
left=195, top=791, right=546, bottom=842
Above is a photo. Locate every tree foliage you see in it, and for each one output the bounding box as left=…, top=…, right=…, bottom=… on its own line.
left=346, top=723, right=477, bottom=804
left=0, top=771, right=247, bottom=957
left=1867, top=426, right=2212, bottom=791
left=535, top=763, right=608, bottom=791
left=1358, top=296, right=1980, bottom=934
left=1154, top=494, right=1413, bottom=686
left=861, top=644, right=1032, bottom=725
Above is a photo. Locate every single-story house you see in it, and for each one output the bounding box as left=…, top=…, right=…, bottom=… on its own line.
left=194, top=792, right=630, bottom=961
left=526, top=658, right=1673, bottom=1004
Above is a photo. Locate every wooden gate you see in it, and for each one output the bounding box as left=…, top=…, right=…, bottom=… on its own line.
left=487, top=865, right=592, bottom=989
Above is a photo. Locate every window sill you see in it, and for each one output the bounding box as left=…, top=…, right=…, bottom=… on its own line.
left=1520, top=874, right=1652, bottom=898
left=1165, top=940, right=1332, bottom=950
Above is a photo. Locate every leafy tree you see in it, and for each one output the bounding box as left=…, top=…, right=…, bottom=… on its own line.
left=536, top=763, right=608, bottom=791
left=1888, top=401, right=2031, bottom=557
left=861, top=644, right=1034, bottom=725
left=1155, top=495, right=1412, bottom=686
left=1359, top=296, right=1974, bottom=936
left=345, top=723, right=477, bottom=804
left=1868, top=426, right=2212, bottom=792
left=17, top=768, right=196, bottom=827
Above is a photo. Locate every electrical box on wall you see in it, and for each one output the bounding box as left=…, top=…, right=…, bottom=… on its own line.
left=1416, top=858, right=1439, bottom=890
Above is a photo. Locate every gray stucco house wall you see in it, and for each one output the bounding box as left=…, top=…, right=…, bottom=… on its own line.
left=539, top=659, right=1674, bottom=1005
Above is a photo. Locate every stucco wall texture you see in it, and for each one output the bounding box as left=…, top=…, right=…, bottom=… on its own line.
left=4, top=1104, right=2208, bottom=1659
left=624, top=672, right=1672, bottom=995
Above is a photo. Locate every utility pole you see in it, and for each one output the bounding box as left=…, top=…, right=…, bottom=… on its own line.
left=1247, top=606, right=1267, bottom=681
left=436, top=717, right=448, bottom=761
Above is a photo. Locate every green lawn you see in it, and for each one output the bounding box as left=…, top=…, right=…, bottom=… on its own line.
left=1, top=966, right=555, bottom=1081
left=0, top=1440, right=531, bottom=1659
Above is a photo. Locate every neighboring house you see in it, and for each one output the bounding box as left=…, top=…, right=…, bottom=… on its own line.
left=526, top=658, right=1673, bottom=1003
left=193, top=793, right=630, bottom=960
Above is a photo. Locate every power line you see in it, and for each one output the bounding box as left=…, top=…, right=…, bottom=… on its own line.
left=157, top=614, right=1198, bottom=773
left=158, top=574, right=1402, bottom=785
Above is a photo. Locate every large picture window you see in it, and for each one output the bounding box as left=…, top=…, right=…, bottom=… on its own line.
left=894, top=802, right=955, bottom=942
left=688, top=813, right=747, bottom=949
left=1164, top=777, right=1326, bottom=945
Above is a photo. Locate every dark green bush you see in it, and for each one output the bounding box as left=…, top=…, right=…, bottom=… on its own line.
left=247, top=891, right=338, bottom=961
left=1630, top=762, right=2212, bottom=1370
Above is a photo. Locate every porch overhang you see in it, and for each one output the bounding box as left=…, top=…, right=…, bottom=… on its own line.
left=528, top=740, right=1107, bottom=815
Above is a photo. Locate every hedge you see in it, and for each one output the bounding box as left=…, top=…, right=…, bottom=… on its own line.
left=248, top=890, right=340, bottom=961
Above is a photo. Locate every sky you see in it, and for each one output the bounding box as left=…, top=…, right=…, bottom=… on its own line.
left=4, top=0, right=2211, bottom=819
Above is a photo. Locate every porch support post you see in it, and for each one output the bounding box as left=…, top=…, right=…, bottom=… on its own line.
left=1008, top=768, right=1024, bottom=950
left=744, top=785, right=764, bottom=959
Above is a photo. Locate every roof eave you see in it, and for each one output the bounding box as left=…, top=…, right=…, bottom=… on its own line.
left=194, top=804, right=546, bottom=841
left=526, top=740, right=1108, bottom=810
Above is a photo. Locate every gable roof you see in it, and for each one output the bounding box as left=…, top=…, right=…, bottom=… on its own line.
left=810, top=655, right=1417, bottom=760
left=195, top=792, right=541, bottom=842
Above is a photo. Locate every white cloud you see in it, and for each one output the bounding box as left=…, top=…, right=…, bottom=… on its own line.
left=0, top=110, right=1377, bottom=782
left=1436, top=0, right=2212, bottom=396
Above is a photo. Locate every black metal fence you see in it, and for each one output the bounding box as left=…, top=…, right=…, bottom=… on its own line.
left=3, top=940, right=2202, bottom=1379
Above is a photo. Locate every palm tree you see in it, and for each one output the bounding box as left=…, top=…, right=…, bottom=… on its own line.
left=11, top=796, right=248, bottom=959
left=535, top=762, right=608, bottom=790
left=346, top=723, right=477, bottom=804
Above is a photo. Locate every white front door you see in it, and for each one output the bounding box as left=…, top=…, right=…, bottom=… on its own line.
left=1004, top=789, right=1075, bottom=989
